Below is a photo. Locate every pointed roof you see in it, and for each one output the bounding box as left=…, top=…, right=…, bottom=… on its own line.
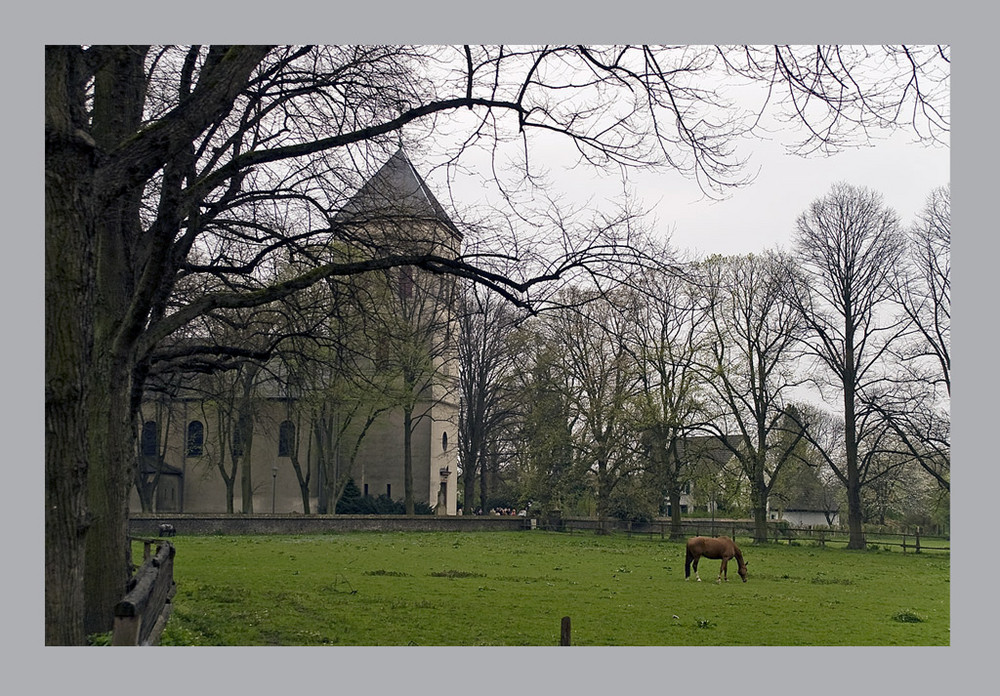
left=336, top=148, right=461, bottom=239
left=678, top=435, right=742, bottom=468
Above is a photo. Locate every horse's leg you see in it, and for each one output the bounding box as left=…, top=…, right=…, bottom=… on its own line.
left=685, top=548, right=692, bottom=580
left=694, top=554, right=701, bottom=581
left=718, top=557, right=728, bottom=583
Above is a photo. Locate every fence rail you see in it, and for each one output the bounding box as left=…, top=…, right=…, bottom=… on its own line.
left=111, top=538, right=176, bottom=646
left=548, top=517, right=949, bottom=553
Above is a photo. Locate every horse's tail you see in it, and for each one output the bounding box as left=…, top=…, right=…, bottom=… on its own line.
left=685, top=546, right=693, bottom=578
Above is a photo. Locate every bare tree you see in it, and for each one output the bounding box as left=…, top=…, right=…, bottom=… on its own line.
left=363, top=261, right=459, bottom=514
left=788, top=183, right=909, bottom=549
left=699, top=251, right=807, bottom=542
left=546, top=287, right=644, bottom=529
left=457, top=280, right=526, bottom=514
left=876, top=185, right=950, bottom=489
left=511, top=326, right=581, bottom=517
left=625, top=258, right=711, bottom=538
left=45, top=44, right=949, bottom=643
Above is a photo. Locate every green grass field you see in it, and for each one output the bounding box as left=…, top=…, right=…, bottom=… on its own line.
left=152, top=530, right=949, bottom=646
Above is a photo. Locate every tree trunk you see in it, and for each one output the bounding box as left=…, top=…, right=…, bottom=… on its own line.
left=83, top=357, right=136, bottom=636
left=46, top=45, right=101, bottom=646
left=463, top=458, right=476, bottom=515
left=595, top=456, right=610, bottom=534
left=224, top=476, right=236, bottom=514
left=403, top=406, right=415, bottom=515
left=479, top=449, right=489, bottom=515
left=752, top=466, right=769, bottom=544
left=843, top=341, right=866, bottom=549
left=668, top=488, right=684, bottom=540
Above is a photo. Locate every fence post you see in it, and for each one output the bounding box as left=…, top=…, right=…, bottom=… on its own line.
left=561, top=616, right=571, bottom=646
left=915, top=528, right=921, bottom=554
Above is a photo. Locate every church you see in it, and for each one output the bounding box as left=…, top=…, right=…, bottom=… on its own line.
left=129, top=149, right=461, bottom=516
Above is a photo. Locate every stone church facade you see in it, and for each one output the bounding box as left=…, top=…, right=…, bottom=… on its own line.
left=129, top=149, right=461, bottom=516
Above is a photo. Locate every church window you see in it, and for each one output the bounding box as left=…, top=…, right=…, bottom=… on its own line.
left=278, top=420, right=295, bottom=457
left=141, top=421, right=158, bottom=456
left=187, top=420, right=204, bottom=457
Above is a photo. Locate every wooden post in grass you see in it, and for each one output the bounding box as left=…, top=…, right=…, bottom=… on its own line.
left=561, top=616, right=571, bottom=646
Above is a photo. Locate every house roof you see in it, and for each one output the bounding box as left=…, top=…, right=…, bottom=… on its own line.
left=335, top=148, right=461, bottom=240
left=783, top=486, right=836, bottom=513
left=678, top=435, right=742, bottom=468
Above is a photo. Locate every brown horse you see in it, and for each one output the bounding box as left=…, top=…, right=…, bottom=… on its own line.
left=685, top=536, right=748, bottom=583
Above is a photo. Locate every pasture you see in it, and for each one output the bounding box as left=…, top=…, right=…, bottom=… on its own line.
left=154, top=530, right=949, bottom=646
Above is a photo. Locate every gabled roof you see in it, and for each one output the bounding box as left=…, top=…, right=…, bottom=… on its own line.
left=678, top=435, right=742, bottom=468
left=335, top=148, right=461, bottom=240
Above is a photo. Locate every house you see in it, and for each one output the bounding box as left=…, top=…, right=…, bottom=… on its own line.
left=663, top=435, right=743, bottom=516
left=768, top=458, right=840, bottom=527
left=769, top=485, right=840, bottom=528
left=130, top=149, right=461, bottom=516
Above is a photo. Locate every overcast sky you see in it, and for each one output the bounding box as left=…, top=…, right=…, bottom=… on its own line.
left=418, top=85, right=949, bottom=262
left=642, top=131, right=950, bottom=258
left=434, top=127, right=949, bottom=261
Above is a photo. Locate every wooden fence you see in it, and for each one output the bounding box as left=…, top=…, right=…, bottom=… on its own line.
left=768, top=525, right=949, bottom=553
left=111, top=538, right=176, bottom=646
left=552, top=517, right=949, bottom=553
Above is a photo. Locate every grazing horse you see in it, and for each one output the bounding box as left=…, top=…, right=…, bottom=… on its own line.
left=685, top=536, right=748, bottom=583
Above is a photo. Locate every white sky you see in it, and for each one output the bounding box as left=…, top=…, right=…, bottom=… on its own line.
left=637, top=133, right=950, bottom=258
left=426, top=126, right=949, bottom=261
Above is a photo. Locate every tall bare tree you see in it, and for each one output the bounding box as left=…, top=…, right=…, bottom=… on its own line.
left=457, top=281, right=526, bottom=514
left=699, top=251, right=807, bottom=542
left=625, top=259, right=711, bottom=538
left=875, top=185, right=951, bottom=489
left=512, top=326, right=581, bottom=516
left=547, top=288, right=644, bottom=529
left=788, top=183, right=909, bottom=549
left=368, top=263, right=459, bottom=514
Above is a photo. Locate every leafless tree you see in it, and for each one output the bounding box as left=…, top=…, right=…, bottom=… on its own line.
left=363, top=259, right=459, bottom=514
left=788, top=183, right=909, bottom=549
left=545, top=287, right=644, bottom=529
left=698, top=251, right=808, bottom=542
left=509, top=325, right=581, bottom=517
left=457, top=279, right=527, bottom=514
left=624, top=254, right=712, bottom=538
left=45, top=44, right=948, bottom=643
left=876, top=185, right=950, bottom=489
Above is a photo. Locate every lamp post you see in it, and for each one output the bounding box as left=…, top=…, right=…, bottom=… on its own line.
left=271, top=465, right=278, bottom=514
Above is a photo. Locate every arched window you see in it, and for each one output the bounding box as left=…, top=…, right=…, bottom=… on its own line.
left=278, top=420, right=295, bottom=457
left=141, top=421, right=158, bottom=457
left=186, top=420, right=204, bottom=457
left=441, top=431, right=448, bottom=452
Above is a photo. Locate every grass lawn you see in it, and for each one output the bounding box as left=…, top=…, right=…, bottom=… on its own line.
left=153, top=530, right=949, bottom=646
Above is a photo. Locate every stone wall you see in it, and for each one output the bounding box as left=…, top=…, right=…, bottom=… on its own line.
left=129, top=513, right=531, bottom=537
